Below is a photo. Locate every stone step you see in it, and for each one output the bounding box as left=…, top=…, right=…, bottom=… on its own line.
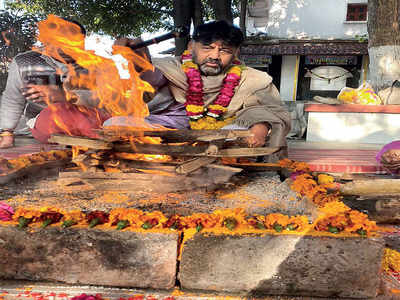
left=179, top=232, right=384, bottom=299
left=0, top=226, right=179, bottom=289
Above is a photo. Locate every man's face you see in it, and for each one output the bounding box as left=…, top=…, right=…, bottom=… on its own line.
left=191, top=40, right=238, bottom=76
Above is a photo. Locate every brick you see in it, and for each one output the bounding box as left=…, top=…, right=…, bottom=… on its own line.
left=0, top=226, right=178, bottom=289
left=179, top=232, right=384, bottom=298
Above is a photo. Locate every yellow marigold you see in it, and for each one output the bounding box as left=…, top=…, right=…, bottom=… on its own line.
left=189, top=116, right=235, bottom=130
left=13, top=207, right=41, bottom=221
left=229, top=66, right=242, bottom=76
left=265, top=213, right=290, bottom=229
left=186, top=104, right=204, bottom=113
left=345, top=210, right=377, bottom=234
left=291, top=173, right=317, bottom=196
left=139, top=211, right=168, bottom=229
left=207, top=104, right=227, bottom=112
left=213, top=208, right=248, bottom=228
left=278, top=159, right=311, bottom=172
left=288, top=215, right=310, bottom=231
left=182, top=61, right=198, bottom=69
left=382, top=248, right=400, bottom=273
left=318, top=174, right=334, bottom=185
left=62, top=210, right=86, bottom=224
left=111, top=208, right=144, bottom=228
left=319, top=200, right=351, bottom=214
left=182, top=213, right=221, bottom=229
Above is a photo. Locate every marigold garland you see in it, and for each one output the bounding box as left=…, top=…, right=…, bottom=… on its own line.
left=181, top=50, right=244, bottom=129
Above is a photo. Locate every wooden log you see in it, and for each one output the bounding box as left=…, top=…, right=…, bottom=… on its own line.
left=58, top=164, right=242, bottom=192
left=222, top=161, right=282, bottom=172
left=196, top=147, right=281, bottom=157
left=113, top=142, right=210, bottom=156
left=343, top=195, right=400, bottom=223
left=48, top=134, right=112, bottom=150
left=340, top=179, right=400, bottom=196
left=97, top=127, right=253, bottom=142
left=0, top=159, right=70, bottom=185
left=175, top=157, right=217, bottom=174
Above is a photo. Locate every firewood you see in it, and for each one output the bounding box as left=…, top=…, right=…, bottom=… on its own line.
left=175, top=157, right=217, bottom=174
left=48, top=134, right=112, bottom=150
left=222, top=161, right=282, bottom=172
left=340, top=179, right=400, bottom=196
left=58, top=163, right=241, bottom=192
left=97, top=127, right=253, bottom=142
left=196, top=147, right=281, bottom=157
left=113, top=142, right=210, bottom=156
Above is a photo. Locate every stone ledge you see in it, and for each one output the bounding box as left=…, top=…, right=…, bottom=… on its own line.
left=179, top=232, right=384, bottom=298
left=0, top=226, right=179, bottom=289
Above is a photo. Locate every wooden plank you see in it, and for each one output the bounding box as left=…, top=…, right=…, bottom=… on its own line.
left=222, top=162, right=282, bottom=172
left=113, top=142, right=209, bottom=156
left=48, top=134, right=112, bottom=150
left=175, top=157, right=217, bottom=174
left=197, top=147, right=280, bottom=157
left=97, top=128, right=253, bottom=142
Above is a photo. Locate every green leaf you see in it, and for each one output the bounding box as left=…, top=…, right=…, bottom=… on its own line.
left=328, top=225, right=339, bottom=234
left=61, top=219, right=77, bottom=228
left=41, top=219, right=52, bottom=228
left=357, top=229, right=367, bottom=237
left=196, top=224, right=203, bottom=232
left=273, top=224, right=283, bottom=232
left=141, top=221, right=153, bottom=230
left=287, top=224, right=298, bottom=231
left=224, top=217, right=238, bottom=231
left=89, top=218, right=100, bottom=228
left=116, top=220, right=129, bottom=230
left=17, top=217, right=31, bottom=229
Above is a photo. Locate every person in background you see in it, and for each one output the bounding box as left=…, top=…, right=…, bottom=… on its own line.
left=0, top=17, right=89, bottom=148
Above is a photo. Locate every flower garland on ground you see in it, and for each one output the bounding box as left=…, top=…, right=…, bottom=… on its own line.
left=181, top=50, right=244, bottom=130
left=0, top=159, right=380, bottom=237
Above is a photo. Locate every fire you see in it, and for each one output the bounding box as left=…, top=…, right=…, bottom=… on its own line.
left=35, top=15, right=155, bottom=129
left=115, top=152, right=172, bottom=163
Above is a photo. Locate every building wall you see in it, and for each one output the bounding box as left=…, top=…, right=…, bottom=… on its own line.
left=248, top=0, right=367, bottom=39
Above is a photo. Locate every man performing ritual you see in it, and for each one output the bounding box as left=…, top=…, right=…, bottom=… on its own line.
left=115, top=20, right=291, bottom=161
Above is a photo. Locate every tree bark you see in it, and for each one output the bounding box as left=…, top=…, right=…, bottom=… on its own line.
left=173, top=0, right=193, bottom=56
left=239, top=0, right=247, bottom=38
left=368, top=0, right=400, bottom=91
left=209, top=0, right=233, bottom=23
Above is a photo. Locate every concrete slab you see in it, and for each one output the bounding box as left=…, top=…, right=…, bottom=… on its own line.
left=179, top=232, right=384, bottom=298
left=0, top=225, right=179, bottom=289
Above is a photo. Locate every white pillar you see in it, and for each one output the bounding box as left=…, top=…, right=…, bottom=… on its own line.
left=280, top=55, right=300, bottom=102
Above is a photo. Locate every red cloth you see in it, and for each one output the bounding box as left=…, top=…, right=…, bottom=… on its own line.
left=31, top=102, right=110, bottom=143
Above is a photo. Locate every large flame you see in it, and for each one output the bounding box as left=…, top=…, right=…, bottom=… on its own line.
left=36, top=15, right=154, bottom=128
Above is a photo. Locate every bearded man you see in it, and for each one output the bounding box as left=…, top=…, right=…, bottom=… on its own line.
left=127, top=20, right=291, bottom=161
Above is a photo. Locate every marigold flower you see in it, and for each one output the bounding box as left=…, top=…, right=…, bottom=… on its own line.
left=265, top=213, right=290, bottom=231
left=86, top=211, right=109, bottom=228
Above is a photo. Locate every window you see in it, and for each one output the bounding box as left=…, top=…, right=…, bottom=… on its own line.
left=346, top=4, right=368, bottom=21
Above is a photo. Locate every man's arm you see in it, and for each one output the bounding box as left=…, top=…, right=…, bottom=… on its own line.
left=235, top=83, right=291, bottom=150
left=0, top=59, right=27, bottom=148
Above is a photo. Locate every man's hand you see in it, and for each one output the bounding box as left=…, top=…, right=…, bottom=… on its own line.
left=114, top=38, right=151, bottom=63
left=22, top=84, right=66, bottom=105
left=247, top=123, right=271, bottom=148
left=0, top=135, right=14, bottom=149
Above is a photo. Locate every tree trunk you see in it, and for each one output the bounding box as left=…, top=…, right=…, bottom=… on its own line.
left=209, top=0, right=233, bottom=23
left=368, top=0, right=400, bottom=91
left=173, top=0, right=193, bottom=56
left=239, top=0, right=247, bottom=38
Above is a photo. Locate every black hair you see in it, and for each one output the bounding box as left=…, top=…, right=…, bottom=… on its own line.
left=61, top=17, right=86, bottom=36
left=192, top=20, right=244, bottom=48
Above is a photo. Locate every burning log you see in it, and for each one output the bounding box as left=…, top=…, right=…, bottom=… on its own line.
left=175, top=157, right=217, bottom=174
left=48, top=134, right=112, bottom=150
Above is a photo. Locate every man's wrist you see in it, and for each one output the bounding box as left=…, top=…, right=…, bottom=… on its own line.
left=0, top=129, right=14, bottom=137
